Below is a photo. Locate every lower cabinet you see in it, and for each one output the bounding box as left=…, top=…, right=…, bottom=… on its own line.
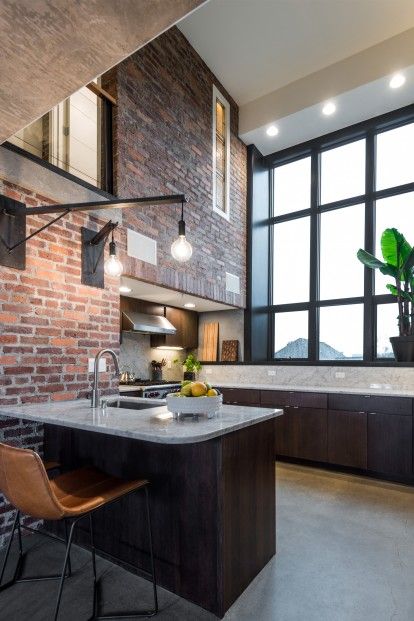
left=327, top=410, right=367, bottom=469
left=367, top=412, right=412, bottom=477
left=276, top=407, right=327, bottom=462
left=219, top=388, right=261, bottom=406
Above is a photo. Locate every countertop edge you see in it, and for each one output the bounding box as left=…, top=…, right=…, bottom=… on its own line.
left=213, top=382, right=414, bottom=398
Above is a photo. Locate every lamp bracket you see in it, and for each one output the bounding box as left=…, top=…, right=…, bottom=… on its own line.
left=82, top=221, right=119, bottom=289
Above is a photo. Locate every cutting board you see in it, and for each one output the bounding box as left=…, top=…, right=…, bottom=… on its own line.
left=201, top=322, right=219, bottom=361
left=221, top=340, right=239, bottom=362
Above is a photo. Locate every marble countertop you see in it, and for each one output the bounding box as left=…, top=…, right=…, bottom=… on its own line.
left=214, top=382, right=414, bottom=398
left=0, top=397, right=282, bottom=445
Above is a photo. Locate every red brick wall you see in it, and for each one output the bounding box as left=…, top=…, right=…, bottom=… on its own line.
left=103, top=27, right=247, bottom=306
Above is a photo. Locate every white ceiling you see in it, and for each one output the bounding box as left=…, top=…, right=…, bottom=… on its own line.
left=179, top=0, right=414, bottom=106
left=244, top=64, right=414, bottom=154
left=120, top=277, right=237, bottom=312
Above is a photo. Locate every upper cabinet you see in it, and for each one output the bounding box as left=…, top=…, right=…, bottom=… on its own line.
left=151, top=306, right=198, bottom=350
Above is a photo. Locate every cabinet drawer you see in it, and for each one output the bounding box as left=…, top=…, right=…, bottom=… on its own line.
left=328, top=393, right=412, bottom=415
left=261, top=390, right=327, bottom=409
left=219, top=388, right=260, bottom=406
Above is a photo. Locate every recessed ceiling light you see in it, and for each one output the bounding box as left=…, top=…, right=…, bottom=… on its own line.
left=119, top=285, right=132, bottom=293
left=389, top=73, right=406, bottom=89
left=266, top=125, right=279, bottom=137
left=322, top=101, right=336, bottom=116
left=184, top=302, right=196, bottom=308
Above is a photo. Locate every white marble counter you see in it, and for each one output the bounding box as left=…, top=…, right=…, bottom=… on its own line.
left=215, top=382, right=414, bottom=398
left=0, top=397, right=281, bottom=445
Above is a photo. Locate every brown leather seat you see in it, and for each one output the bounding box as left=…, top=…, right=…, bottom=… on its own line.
left=0, top=442, right=148, bottom=520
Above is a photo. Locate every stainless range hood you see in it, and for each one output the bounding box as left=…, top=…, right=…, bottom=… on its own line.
left=122, top=311, right=176, bottom=335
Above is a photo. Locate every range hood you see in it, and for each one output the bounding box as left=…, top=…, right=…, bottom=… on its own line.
left=122, top=311, right=176, bottom=335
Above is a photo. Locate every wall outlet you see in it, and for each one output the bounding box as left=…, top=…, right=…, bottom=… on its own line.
left=205, top=368, right=212, bottom=375
left=88, top=358, right=107, bottom=373
left=335, top=371, right=345, bottom=379
left=267, top=370, right=276, bottom=376
left=167, top=360, right=172, bottom=369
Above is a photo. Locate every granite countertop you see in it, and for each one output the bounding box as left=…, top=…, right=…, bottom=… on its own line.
left=0, top=397, right=282, bottom=445
left=214, top=382, right=414, bottom=398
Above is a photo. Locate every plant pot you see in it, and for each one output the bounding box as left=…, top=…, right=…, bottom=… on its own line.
left=151, top=368, right=163, bottom=382
left=183, top=371, right=196, bottom=381
left=389, top=336, right=414, bottom=362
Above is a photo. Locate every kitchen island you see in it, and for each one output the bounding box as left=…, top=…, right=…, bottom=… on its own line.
left=0, top=398, right=282, bottom=618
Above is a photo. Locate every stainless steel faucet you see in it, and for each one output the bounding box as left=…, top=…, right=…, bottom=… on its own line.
left=91, top=349, right=120, bottom=408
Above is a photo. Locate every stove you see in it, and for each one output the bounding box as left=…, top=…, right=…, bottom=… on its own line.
left=119, top=380, right=182, bottom=399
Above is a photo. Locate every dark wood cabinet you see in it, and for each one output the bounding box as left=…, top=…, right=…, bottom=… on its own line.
left=150, top=306, right=198, bottom=349
left=219, top=388, right=261, bottom=406
left=368, top=412, right=412, bottom=477
left=327, top=410, right=367, bottom=469
left=273, top=405, right=327, bottom=462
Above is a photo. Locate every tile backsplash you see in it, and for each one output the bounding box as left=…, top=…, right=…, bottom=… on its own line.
left=119, top=333, right=186, bottom=381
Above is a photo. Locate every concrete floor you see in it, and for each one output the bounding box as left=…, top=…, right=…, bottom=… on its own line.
left=1, top=463, right=414, bottom=620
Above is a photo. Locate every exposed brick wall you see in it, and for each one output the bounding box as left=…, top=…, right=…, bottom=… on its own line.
left=0, top=179, right=120, bottom=543
left=103, top=27, right=247, bottom=307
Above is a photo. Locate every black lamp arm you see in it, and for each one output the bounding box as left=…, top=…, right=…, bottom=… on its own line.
left=6, top=209, right=71, bottom=253
left=88, top=221, right=119, bottom=274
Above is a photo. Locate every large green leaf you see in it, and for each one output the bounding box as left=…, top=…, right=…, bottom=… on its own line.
left=381, top=228, right=411, bottom=268
left=386, top=283, right=414, bottom=302
left=356, top=249, right=398, bottom=278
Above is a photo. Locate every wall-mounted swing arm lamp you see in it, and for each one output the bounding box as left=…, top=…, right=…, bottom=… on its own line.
left=0, top=193, right=188, bottom=288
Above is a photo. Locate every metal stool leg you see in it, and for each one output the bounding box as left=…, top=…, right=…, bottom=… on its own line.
left=0, top=510, right=22, bottom=589
left=53, top=518, right=77, bottom=621
left=144, top=487, right=158, bottom=616
left=64, top=520, right=72, bottom=577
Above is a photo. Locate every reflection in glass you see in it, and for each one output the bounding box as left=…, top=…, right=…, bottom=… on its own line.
left=320, top=139, right=365, bottom=204
left=319, top=304, right=363, bottom=360
left=320, top=204, right=364, bottom=300
left=273, top=217, right=310, bottom=304
left=274, top=311, right=308, bottom=359
left=273, top=157, right=311, bottom=215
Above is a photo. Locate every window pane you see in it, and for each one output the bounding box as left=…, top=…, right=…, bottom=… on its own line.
left=376, top=123, right=414, bottom=190
left=273, top=157, right=311, bottom=215
left=319, top=304, right=363, bottom=360
left=376, top=303, right=398, bottom=359
left=320, top=204, right=364, bottom=300
left=375, top=192, right=414, bottom=293
left=273, top=217, right=310, bottom=304
left=274, top=311, right=308, bottom=359
left=320, top=139, right=365, bottom=204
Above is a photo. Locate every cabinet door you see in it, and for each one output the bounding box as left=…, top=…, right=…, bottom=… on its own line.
left=275, top=407, right=291, bottom=456
left=328, top=410, right=367, bottom=469
left=219, top=388, right=261, bottom=406
left=291, top=408, right=327, bottom=462
left=368, top=412, right=412, bottom=477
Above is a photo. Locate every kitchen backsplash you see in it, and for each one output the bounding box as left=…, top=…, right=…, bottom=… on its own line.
left=199, top=364, right=414, bottom=391
left=119, top=332, right=186, bottom=381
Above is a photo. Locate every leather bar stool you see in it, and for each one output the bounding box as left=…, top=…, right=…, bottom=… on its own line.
left=0, top=442, right=158, bottom=620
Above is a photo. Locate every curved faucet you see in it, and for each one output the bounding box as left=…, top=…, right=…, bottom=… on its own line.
left=91, top=349, right=120, bottom=408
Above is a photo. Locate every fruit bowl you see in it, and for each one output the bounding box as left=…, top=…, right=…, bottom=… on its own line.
left=166, top=393, right=223, bottom=419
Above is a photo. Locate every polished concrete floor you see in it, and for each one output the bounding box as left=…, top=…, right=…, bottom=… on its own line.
left=1, top=463, right=414, bottom=620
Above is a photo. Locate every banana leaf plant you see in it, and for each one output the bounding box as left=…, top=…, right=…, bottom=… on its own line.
left=357, top=228, right=414, bottom=336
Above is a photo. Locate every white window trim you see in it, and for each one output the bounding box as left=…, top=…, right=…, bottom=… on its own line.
left=212, top=85, right=231, bottom=221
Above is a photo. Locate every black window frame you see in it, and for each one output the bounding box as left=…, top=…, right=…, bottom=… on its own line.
left=247, top=103, right=414, bottom=366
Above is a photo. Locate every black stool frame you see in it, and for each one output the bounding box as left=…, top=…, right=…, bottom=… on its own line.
left=0, top=486, right=158, bottom=620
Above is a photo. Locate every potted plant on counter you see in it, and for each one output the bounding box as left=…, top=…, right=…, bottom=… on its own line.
left=182, top=353, right=202, bottom=381
left=150, top=358, right=166, bottom=382
left=357, top=227, right=414, bottom=361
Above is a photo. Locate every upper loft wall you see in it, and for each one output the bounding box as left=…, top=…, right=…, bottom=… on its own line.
left=102, top=27, right=247, bottom=307
left=0, top=0, right=204, bottom=143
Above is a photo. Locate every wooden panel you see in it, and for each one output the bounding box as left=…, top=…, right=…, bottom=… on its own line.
left=260, top=390, right=327, bottom=409
left=328, top=393, right=412, bottom=415
left=221, top=340, right=239, bottom=362
left=200, top=322, right=219, bottom=361
left=275, top=407, right=327, bottom=462
left=219, top=387, right=261, bottom=406
left=327, top=410, right=367, bottom=469
left=220, top=418, right=276, bottom=613
left=368, top=413, right=413, bottom=477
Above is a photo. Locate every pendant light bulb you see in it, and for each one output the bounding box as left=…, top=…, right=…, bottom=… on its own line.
left=104, top=233, right=123, bottom=277
left=171, top=200, right=193, bottom=262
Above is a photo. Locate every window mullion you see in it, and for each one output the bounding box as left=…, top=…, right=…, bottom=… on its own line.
left=308, top=148, right=319, bottom=361
left=363, top=130, right=375, bottom=361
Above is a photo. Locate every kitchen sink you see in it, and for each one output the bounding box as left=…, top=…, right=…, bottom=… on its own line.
left=105, top=399, right=162, bottom=410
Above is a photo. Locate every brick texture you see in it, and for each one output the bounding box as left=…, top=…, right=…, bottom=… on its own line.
left=102, top=27, right=247, bottom=306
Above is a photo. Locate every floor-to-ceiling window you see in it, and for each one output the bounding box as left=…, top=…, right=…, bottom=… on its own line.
left=253, top=105, right=414, bottom=363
